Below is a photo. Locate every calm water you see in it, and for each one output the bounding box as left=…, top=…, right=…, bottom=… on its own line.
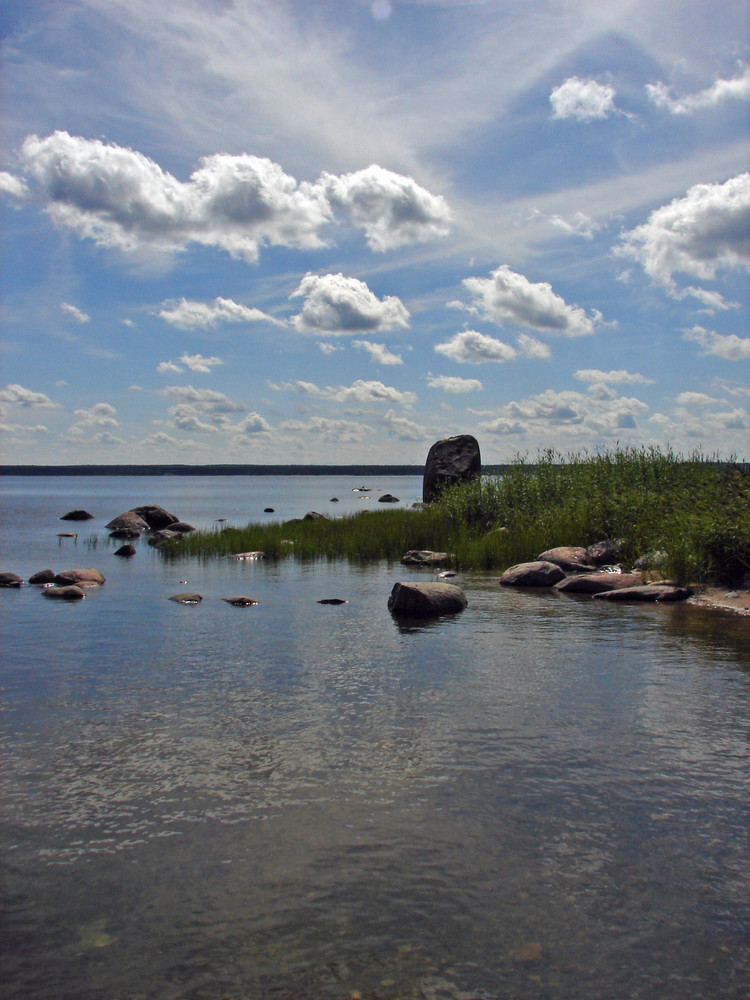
left=1, top=476, right=749, bottom=1000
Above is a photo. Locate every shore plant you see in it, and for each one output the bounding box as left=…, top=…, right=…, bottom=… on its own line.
left=161, top=447, right=750, bottom=585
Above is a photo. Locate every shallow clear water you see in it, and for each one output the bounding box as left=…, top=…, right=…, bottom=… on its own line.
left=1, top=476, right=749, bottom=999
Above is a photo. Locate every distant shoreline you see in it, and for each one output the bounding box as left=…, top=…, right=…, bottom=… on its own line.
left=0, top=464, right=433, bottom=477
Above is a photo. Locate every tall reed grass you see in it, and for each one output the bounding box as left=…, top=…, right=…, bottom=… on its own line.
left=161, top=447, right=750, bottom=585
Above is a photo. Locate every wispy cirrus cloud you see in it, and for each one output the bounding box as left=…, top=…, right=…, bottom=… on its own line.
left=61, top=302, right=90, bottom=324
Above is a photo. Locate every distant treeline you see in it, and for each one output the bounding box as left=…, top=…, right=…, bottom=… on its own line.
left=0, top=464, right=438, bottom=477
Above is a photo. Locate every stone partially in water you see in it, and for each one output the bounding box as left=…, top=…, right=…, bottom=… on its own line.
left=388, top=581, right=467, bottom=618
left=499, top=561, right=566, bottom=587
left=168, top=593, right=203, bottom=604
left=400, top=550, right=448, bottom=566
left=0, top=572, right=23, bottom=588
left=594, top=584, right=690, bottom=603
left=60, top=509, right=94, bottom=521
left=53, top=568, right=105, bottom=586
left=221, top=596, right=259, bottom=606
left=29, top=569, right=56, bottom=584
left=43, top=585, right=85, bottom=600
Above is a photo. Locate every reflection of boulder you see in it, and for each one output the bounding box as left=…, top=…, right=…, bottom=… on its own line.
left=388, top=581, right=467, bottom=617
left=0, top=572, right=23, bottom=588
left=109, top=527, right=141, bottom=540
left=423, top=434, right=481, bottom=504
left=53, top=568, right=105, bottom=586
left=499, top=561, right=566, bottom=587
left=60, top=509, right=94, bottom=521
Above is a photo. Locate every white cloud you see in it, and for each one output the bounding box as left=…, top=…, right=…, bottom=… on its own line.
left=178, top=353, right=223, bottom=373
left=427, top=375, right=483, bottom=393
left=434, top=329, right=517, bottom=364
left=550, top=77, right=618, bottom=121
left=352, top=340, right=403, bottom=365
left=683, top=325, right=750, bottom=360
left=157, top=361, right=183, bottom=374
left=382, top=408, right=428, bottom=441
left=70, top=402, right=119, bottom=432
left=19, top=132, right=451, bottom=263
left=169, top=404, right=221, bottom=434
left=479, top=388, right=649, bottom=438
left=322, top=164, right=451, bottom=251
left=516, top=333, right=551, bottom=359
left=0, top=384, right=59, bottom=408
left=575, top=368, right=654, bottom=386
left=291, top=273, right=409, bottom=335
left=158, top=296, right=281, bottom=329
left=0, top=171, right=28, bottom=199
left=234, top=412, right=272, bottom=435
left=159, top=385, right=245, bottom=414
left=60, top=302, right=90, bottom=324
left=455, top=265, right=603, bottom=336
left=317, top=342, right=340, bottom=355
left=676, top=391, right=716, bottom=406
left=281, top=416, right=374, bottom=443
left=615, top=173, right=750, bottom=294
left=646, top=66, right=750, bottom=115
left=275, top=377, right=416, bottom=405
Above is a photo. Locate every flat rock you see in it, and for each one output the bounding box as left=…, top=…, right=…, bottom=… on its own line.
left=0, top=572, right=23, bottom=588
left=167, top=521, right=195, bottom=534
left=264, top=507, right=275, bottom=513
left=168, top=592, right=203, bottom=604
left=53, top=568, right=105, bottom=586
left=594, top=584, right=690, bottom=603
left=29, top=569, right=56, bottom=584
left=401, top=550, right=448, bottom=566
left=388, top=581, right=467, bottom=618
left=221, top=596, right=259, bottom=606
left=536, top=546, right=595, bottom=572
left=60, top=509, right=94, bottom=521
left=555, top=572, right=645, bottom=595
left=499, top=561, right=566, bottom=587
left=43, top=585, right=85, bottom=600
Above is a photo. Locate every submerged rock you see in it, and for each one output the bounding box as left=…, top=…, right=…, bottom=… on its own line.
left=499, top=561, right=566, bottom=587
left=227, top=551, right=265, bottom=561
left=43, top=585, right=85, bottom=600
left=388, top=581, right=467, bottom=618
left=148, top=530, right=180, bottom=547
left=60, top=509, right=94, bottom=521
left=53, top=568, right=105, bottom=586
left=400, top=550, right=448, bottom=566
left=554, top=572, right=645, bottom=595
left=594, top=584, right=690, bottom=603
left=317, top=598, right=348, bottom=605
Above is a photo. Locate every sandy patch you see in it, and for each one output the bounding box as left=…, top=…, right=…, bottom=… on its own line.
left=687, top=587, right=750, bottom=616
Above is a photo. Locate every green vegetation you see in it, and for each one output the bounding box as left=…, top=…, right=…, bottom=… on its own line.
left=161, top=447, right=750, bottom=586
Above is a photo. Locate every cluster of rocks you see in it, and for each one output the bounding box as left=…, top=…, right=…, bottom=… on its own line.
left=499, top=542, right=690, bottom=603
left=104, top=504, right=195, bottom=547
left=0, top=567, right=105, bottom=600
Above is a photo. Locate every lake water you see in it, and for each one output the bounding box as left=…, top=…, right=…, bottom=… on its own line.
left=1, top=475, right=749, bottom=1000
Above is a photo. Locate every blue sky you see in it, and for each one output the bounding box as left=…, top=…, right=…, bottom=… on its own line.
left=1, top=0, right=748, bottom=465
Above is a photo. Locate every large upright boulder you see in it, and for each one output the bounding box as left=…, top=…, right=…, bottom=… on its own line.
left=423, top=434, right=481, bottom=504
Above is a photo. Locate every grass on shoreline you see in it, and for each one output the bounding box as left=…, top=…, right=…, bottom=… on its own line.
left=161, top=447, right=750, bottom=586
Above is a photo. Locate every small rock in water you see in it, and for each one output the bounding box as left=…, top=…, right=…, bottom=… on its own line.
left=0, top=572, right=23, bottom=588
left=264, top=507, right=275, bottom=513
left=43, top=585, right=85, bottom=600
left=317, top=598, right=348, bottom=605
left=438, top=570, right=457, bottom=578
left=29, top=569, right=55, bottom=584
left=114, top=544, right=136, bottom=558
left=60, top=509, right=94, bottom=521
left=221, top=596, right=259, bottom=606
left=330, top=497, right=339, bottom=502
left=168, top=593, right=202, bottom=604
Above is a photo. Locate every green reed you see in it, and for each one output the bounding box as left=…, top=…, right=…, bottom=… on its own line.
left=160, top=447, right=750, bottom=584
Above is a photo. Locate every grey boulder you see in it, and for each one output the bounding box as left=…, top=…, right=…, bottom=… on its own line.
left=60, top=509, right=94, bottom=521
left=499, top=561, right=566, bottom=587
left=168, top=593, right=202, bottom=604
left=388, top=581, right=467, bottom=618
left=106, top=511, right=149, bottom=532
left=130, top=505, right=180, bottom=530
left=423, top=434, right=481, bottom=504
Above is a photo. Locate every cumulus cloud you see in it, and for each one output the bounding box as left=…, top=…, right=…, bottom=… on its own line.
left=352, top=340, right=403, bottom=365
left=159, top=385, right=245, bottom=415
left=61, top=302, right=90, bottom=324
left=382, top=408, right=428, bottom=440
left=158, top=297, right=282, bottom=329
left=427, top=375, right=483, bottom=393
left=157, top=361, right=183, bottom=374
left=615, top=173, right=750, bottom=294
left=550, top=77, right=618, bottom=121
left=516, top=333, right=551, bottom=359
left=646, top=66, right=750, bottom=115
left=454, top=265, right=603, bottom=336
left=291, top=273, right=409, bottom=335
left=274, top=377, right=416, bottom=405
left=479, top=388, right=648, bottom=438
left=18, top=132, right=450, bottom=263
left=683, top=325, right=750, bottom=360
left=0, top=171, right=28, bottom=199
left=281, top=415, right=374, bottom=443
left=169, top=404, right=220, bottom=434
left=69, top=402, right=119, bottom=435
left=178, top=354, right=223, bottom=373
left=0, top=384, right=59, bottom=408
left=575, top=368, right=654, bottom=386
left=234, top=412, right=272, bottom=435
left=322, top=164, right=451, bottom=251
left=435, top=329, right=517, bottom=364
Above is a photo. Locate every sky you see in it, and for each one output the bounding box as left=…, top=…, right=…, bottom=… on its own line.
left=1, top=0, right=748, bottom=466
